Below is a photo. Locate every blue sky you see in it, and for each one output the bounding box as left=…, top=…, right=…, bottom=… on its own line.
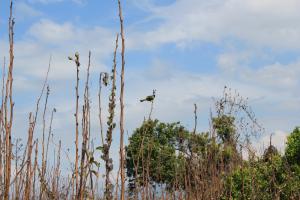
left=0, top=0, right=300, bottom=174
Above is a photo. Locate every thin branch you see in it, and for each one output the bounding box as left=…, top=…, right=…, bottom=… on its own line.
left=118, top=0, right=126, bottom=199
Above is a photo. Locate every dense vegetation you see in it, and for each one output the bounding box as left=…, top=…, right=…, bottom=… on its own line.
left=126, top=120, right=300, bottom=199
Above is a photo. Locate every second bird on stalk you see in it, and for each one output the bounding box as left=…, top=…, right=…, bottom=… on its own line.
left=140, top=90, right=156, bottom=102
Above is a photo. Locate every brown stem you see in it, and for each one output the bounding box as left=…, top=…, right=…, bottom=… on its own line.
left=104, top=33, right=119, bottom=200
left=98, top=73, right=105, bottom=145
left=40, top=86, right=50, bottom=199
left=71, top=51, right=81, bottom=197
left=118, top=0, right=126, bottom=199
left=4, top=1, right=15, bottom=198
left=0, top=57, right=6, bottom=198
left=77, top=51, right=92, bottom=199
left=24, top=113, right=34, bottom=200
left=32, top=140, right=39, bottom=199
left=193, top=104, right=197, bottom=135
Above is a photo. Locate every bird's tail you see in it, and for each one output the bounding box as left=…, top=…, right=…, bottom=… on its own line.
left=140, top=99, right=145, bottom=102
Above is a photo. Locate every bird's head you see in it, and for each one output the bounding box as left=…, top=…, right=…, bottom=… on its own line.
left=153, top=89, right=156, bottom=96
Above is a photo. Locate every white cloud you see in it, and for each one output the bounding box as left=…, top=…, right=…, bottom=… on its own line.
left=128, top=0, right=300, bottom=49
left=217, top=51, right=300, bottom=91
left=0, top=19, right=115, bottom=81
left=15, top=2, right=42, bottom=20
left=217, top=51, right=251, bottom=73
left=28, top=19, right=75, bottom=43
left=242, top=62, right=300, bottom=89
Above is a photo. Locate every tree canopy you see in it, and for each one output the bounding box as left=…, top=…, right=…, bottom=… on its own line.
left=126, top=118, right=300, bottom=199
left=285, top=127, right=300, bottom=165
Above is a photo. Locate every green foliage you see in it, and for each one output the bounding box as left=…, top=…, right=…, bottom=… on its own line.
left=126, top=119, right=189, bottom=191
left=188, top=132, right=210, bottom=157
left=213, top=115, right=236, bottom=143
left=126, top=118, right=300, bottom=199
left=263, top=145, right=279, bottom=162
left=125, top=119, right=214, bottom=193
left=223, top=153, right=300, bottom=199
left=285, top=127, right=300, bottom=165
left=221, top=126, right=300, bottom=199
left=213, top=114, right=241, bottom=168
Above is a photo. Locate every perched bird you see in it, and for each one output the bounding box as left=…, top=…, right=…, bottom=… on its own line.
left=75, top=52, right=80, bottom=60
left=140, top=90, right=156, bottom=102
left=102, top=72, right=109, bottom=86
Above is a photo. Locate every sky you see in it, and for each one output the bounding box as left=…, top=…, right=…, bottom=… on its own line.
left=0, top=0, right=300, bottom=174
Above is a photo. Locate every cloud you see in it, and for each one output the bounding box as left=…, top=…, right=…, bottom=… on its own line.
left=127, top=0, right=300, bottom=50
left=242, top=62, right=300, bottom=89
left=217, top=51, right=251, bottom=73
left=217, top=51, right=300, bottom=91
left=142, top=59, right=177, bottom=80
left=0, top=19, right=115, bottom=81
left=28, top=19, right=75, bottom=43
left=15, top=2, right=42, bottom=20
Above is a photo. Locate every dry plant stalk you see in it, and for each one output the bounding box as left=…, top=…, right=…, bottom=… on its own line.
left=24, top=57, right=51, bottom=200
left=74, top=52, right=80, bottom=196
left=118, top=0, right=126, bottom=199
left=45, top=107, right=56, bottom=188
left=54, top=140, right=61, bottom=199
left=102, top=34, right=119, bottom=200
left=77, top=51, right=92, bottom=199
left=0, top=57, right=6, bottom=198
left=0, top=61, right=5, bottom=199
left=193, top=104, right=197, bottom=135
left=41, top=86, right=50, bottom=177
left=24, top=113, right=34, bottom=200
left=4, top=1, right=15, bottom=198
left=27, top=56, right=51, bottom=200
left=98, top=72, right=106, bottom=146
left=32, top=140, right=39, bottom=199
